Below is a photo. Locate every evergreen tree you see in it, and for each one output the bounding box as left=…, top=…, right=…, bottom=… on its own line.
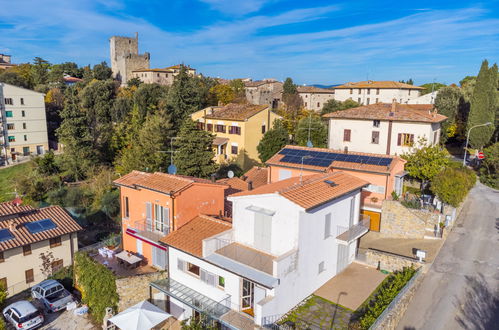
left=31, top=57, right=50, bottom=86
left=283, top=77, right=297, bottom=95
left=257, top=119, right=289, bottom=163
left=133, top=83, right=169, bottom=120
left=295, top=115, right=328, bottom=148
left=321, top=99, right=360, bottom=115
left=173, top=119, right=217, bottom=178
left=0, top=71, right=29, bottom=88
left=92, top=61, right=113, bottom=80
left=468, top=60, right=497, bottom=148
left=167, top=66, right=202, bottom=131
left=56, top=87, right=95, bottom=180
left=434, top=86, right=463, bottom=143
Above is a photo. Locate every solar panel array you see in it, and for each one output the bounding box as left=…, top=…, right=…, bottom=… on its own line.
left=25, top=218, right=57, bottom=234
left=0, top=228, right=14, bottom=243
left=278, top=148, right=392, bottom=167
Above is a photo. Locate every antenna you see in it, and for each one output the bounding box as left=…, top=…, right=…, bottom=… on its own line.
left=227, top=170, right=234, bottom=178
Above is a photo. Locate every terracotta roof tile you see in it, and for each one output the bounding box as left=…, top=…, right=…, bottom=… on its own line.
left=160, top=215, right=231, bottom=257
left=333, top=81, right=424, bottom=90
left=244, top=80, right=280, bottom=88
left=230, top=172, right=368, bottom=211
left=0, top=202, right=34, bottom=217
left=323, top=103, right=447, bottom=123
left=297, top=86, right=334, bottom=94
left=0, top=205, right=83, bottom=252
left=202, top=103, right=270, bottom=121
left=242, top=167, right=268, bottom=188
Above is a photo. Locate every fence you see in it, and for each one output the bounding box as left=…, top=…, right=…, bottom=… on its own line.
left=78, top=236, right=122, bottom=253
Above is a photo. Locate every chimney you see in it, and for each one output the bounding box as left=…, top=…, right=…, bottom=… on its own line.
left=247, top=181, right=253, bottom=191
left=344, top=146, right=348, bottom=154
left=8, top=220, right=16, bottom=232
left=211, top=174, right=216, bottom=183
left=391, top=98, right=397, bottom=112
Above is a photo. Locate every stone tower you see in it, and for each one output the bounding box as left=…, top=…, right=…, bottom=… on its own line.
left=109, top=33, right=150, bottom=85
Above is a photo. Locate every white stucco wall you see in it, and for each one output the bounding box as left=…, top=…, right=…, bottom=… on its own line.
left=333, top=88, right=421, bottom=105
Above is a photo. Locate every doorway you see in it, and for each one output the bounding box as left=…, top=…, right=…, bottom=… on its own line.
left=362, top=210, right=381, bottom=232
left=241, top=279, right=255, bottom=317
left=337, top=243, right=349, bottom=274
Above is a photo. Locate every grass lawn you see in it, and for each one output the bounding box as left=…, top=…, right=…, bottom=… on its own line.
left=0, top=162, right=31, bottom=202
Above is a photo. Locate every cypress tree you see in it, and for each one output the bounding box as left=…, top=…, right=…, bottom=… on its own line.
left=434, top=86, right=463, bottom=143
left=468, top=60, right=497, bottom=148
left=166, top=66, right=201, bottom=131
left=257, top=119, right=289, bottom=163
left=173, top=119, right=217, bottom=178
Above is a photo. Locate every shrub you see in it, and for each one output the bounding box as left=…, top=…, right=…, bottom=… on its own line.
left=49, top=265, right=73, bottom=291
left=0, top=281, right=7, bottom=307
left=431, top=167, right=476, bottom=207
left=479, top=142, right=499, bottom=189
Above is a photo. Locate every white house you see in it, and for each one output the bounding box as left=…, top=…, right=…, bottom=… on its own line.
left=324, top=102, right=447, bottom=156
left=153, top=172, right=369, bottom=328
left=407, top=91, right=439, bottom=104
left=332, top=81, right=424, bottom=105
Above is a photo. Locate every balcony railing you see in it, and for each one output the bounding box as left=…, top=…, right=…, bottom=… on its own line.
left=336, top=215, right=370, bottom=243
left=131, top=219, right=169, bottom=242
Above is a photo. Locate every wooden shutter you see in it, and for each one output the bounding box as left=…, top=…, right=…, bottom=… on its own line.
left=397, top=133, right=402, bottom=146
left=163, top=207, right=170, bottom=234
left=344, top=129, right=351, bottom=142
left=146, top=202, right=152, bottom=231
left=25, top=269, right=34, bottom=283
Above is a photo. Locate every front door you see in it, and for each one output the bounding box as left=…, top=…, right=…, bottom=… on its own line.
left=337, top=243, right=349, bottom=274
left=362, top=210, right=381, bottom=232
left=241, top=279, right=255, bottom=317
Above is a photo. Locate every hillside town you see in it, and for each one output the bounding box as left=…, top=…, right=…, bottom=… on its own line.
left=0, top=7, right=498, bottom=330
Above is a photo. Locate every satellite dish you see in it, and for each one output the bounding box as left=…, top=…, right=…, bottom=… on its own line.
left=306, top=140, right=314, bottom=148
left=168, top=164, right=177, bottom=175
left=227, top=170, right=234, bottom=178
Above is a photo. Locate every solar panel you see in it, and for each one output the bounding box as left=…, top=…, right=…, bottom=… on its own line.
left=0, top=228, right=14, bottom=243
left=25, top=218, right=57, bottom=234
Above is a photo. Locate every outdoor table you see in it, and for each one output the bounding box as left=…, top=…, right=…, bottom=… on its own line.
left=115, top=250, right=143, bottom=268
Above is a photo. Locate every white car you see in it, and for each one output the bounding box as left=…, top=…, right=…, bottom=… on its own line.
left=2, top=300, right=44, bottom=330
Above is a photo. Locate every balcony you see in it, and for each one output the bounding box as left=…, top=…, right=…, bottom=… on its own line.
left=130, top=219, right=169, bottom=243
left=336, top=215, right=370, bottom=243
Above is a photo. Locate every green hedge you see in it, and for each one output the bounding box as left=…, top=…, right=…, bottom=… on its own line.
left=49, top=265, right=74, bottom=291
left=74, top=252, right=118, bottom=322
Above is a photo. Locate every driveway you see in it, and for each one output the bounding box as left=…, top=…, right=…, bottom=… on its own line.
left=396, top=183, right=499, bottom=330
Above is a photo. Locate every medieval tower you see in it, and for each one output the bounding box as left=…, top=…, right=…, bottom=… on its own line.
left=109, top=33, right=150, bottom=85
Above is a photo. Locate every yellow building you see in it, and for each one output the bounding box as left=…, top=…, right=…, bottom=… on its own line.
left=191, top=103, right=281, bottom=170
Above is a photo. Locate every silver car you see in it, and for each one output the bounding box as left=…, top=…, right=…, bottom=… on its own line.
left=31, top=280, right=74, bottom=313
left=2, top=300, right=44, bottom=330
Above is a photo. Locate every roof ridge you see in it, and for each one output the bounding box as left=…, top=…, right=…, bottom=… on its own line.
left=198, top=214, right=232, bottom=227
left=153, top=172, right=194, bottom=184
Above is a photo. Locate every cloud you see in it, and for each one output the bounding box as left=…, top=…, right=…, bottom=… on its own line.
left=199, top=0, right=277, bottom=16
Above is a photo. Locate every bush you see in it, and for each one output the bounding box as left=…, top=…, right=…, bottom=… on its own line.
left=74, top=252, right=118, bottom=322
left=431, top=167, right=476, bottom=207
left=479, top=142, right=499, bottom=189
left=0, top=318, right=6, bottom=330
left=49, top=265, right=73, bottom=291
left=358, top=267, right=417, bottom=329
left=0, top=281, right=7, bottom=307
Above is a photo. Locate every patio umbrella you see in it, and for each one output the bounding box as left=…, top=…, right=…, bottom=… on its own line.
left=109, top=300, right=171, bottom=330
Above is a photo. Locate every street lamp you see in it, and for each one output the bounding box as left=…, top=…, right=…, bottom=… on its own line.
left=463, top=122, right=492, bottom=166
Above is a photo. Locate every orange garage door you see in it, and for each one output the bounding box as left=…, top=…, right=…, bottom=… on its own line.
left=362, top=210, right=381, bottom=232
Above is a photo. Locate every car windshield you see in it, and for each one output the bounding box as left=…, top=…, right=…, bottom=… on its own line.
left=19, top=311, right=39, bottom=323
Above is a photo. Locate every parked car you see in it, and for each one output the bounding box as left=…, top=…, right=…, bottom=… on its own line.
left=2, top=300, right=44, bottom=330
left=31, top=279, right=74, bottom=313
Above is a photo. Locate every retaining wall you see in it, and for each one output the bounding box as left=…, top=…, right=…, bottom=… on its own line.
left=116, top=272, right=165, bottom=312
left=364, top=248, right=425, bottom=273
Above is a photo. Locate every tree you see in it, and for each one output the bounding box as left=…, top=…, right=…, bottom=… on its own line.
left=419, top=82, right=446, bottom=95
left=460, top=76, right=476, bottom=87
left=31, top=57, right=50, bottom=86
left=229, top=79, right=246, bottom=100
left=295, top=115, right=328, bottom=148
left=127, top=77, right=142, bottom=88
left=101, top=189, right=120, bottom=220
left=431, top=167, right=476, bottom=207
left=209, top=84, right=235, bottom=105
left=434, top=86, right=463, bottom=143
left=321, top=99, right=360, bottom=115
left=0, top=71, right=29, bottom=88
left=467, top=60, right=497, bottom=148
left=479, top=142, right=499, bottom=189
left=33, top=150, right=60, bottom=176
left=133, top=83, right=169, bottom=121
left=399, top=79, right=414, bottom=85
left=173, top=119, right=217, bottom=178
left=401, top=138, right=450, bottom=184
left=257, top=119, right=289, bottom=163
left=0, top=279, right=7, bottom=307
left=283, top=77, right=297, bottom=95
left=92, top=61, right=112, bottom=80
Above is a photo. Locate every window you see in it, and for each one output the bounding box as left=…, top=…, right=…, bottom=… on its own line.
left=5, top=111, right=12, bottom=118
left=20, top=98, right=24, bottom=105
left=366, top=98, right=370, bottom=105
left=349, top=89, right=353, bottom=94
left=305, top=102, right=307, bottom=107
left=373, top=120, right=380, bottom=127
left=357, top=97, right=361, bottom=103
left=187, top=262, right=200, bottom=276
left=358, top=89, right=361, bottom=95
left=433, top=131, right=438, bottom=145
left=23, top=244, right=32, bottom=256
left=343, top=129, right=351, bottom=142
left=324, top=214, right=331, bottom=239
left=23, top=123, right=26, bottom=129
left=261, top=124, right=266, bottom=134
left=50, top=236, right=61, bottom=248
left=6, top=123, right=14, bottom=130
left=197, top=122, right=205, bottom=130
left=408, top=90, right=411, bottom=96
left=23, top=147, right=29, bottom=156
left=231, top=145, right=238, bottom=155
left=317, top=102, right=320, bottom=108
left=0, top=251, right=4, bottom=263
left=376, top=88, right=380, bottom=95
left=4, top=98, right=13, bottom=105
left=228, top=126, right=241, bottom=135
left=8, top=136, right=15, bottom=142
left=399, top=98, right=402, bottom=103
left=218, top=276, right=225, bottom=288
left=318, top=261, right=325, bottom=274
left=397, top=133, right=414, bottom=146
left=124, top=196, right=129, bottom=218
left=154, top=204, right=169, bottom=233
left=10, top=148, right=15, bottom=153
left=206, top=123, right=213, bottom=131
left=367, top=89, right=371, bottom=95
left=215, top=124, right=226, bottom=133
left=22, top=111, right=25, bottom=117
left=51, top=259, right=63, bottom=273
left=23, top=135, right=27, bottom=141
left=376, top=98, right=379, bottom=103
left=25, top=269, right=34, bottom=284
left=371, top=131, right=380, bottom=144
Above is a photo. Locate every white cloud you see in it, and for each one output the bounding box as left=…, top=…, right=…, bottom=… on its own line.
left=199, top=0, right=276, bottom=16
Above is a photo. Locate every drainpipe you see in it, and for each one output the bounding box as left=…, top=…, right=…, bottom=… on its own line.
left=386, top=121, right=393, bottom=155
left=70, top=233, right=75, bottom=265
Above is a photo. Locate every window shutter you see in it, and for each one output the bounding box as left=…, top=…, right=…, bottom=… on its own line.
left=397, top=134, right=402, bottom=146
left=177, top=259, right=185, bottom=271
left=146, top=202, right=152, bottom=231
left=207, top=272, right=216, bottom=287
left=325, top=214, right=331, bottom=239
left=410, top=134, right=414, bottom=145
left=163, top=207, right=170, bottom=234
left=200, top=269, right=207, bottom=282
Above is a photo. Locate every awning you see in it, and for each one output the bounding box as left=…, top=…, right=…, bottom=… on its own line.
left=126, top=228, right=167, bottom=251
left=108, top=300, right=171, bottom=330
left=213, top=137, right=229, bottom=146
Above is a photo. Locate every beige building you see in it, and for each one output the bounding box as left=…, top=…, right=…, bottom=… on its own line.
left=191, top=103, right=281, bottom=169
left=324, top=102, right=447, bottom=156
left=131, top=65, right=197, bottom=86
left=244, top=79, right=282, bottom=108
left=332, top=81, right=424, bottom=105
left=110, top=33, right=150, bottom=85
left=0, top=83, right=49, bottom=164
left=0, top=54, right=15, bottom=70
left=297, top=86, right=335, bottom=111
left=0, top=201, right=82, bottom=296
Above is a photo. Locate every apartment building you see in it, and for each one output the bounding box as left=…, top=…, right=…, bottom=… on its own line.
left=324, top=102, right=447, bottom=156
left=0, top=83, right=49, bottom=164
left=332, top=81, right=424, bottom=105
left=244, top=80, right=283, bottom=108
left=0, top=200, right=81, bottom=296
left=151, top=171, right=369, bottom=327
left=113, top=171, right=228, bottom=269
left=191, top=103, right=281, bottom=170
left=265, top=145, right=406, bottom=231
left=297, top=86, right=335, bottom=112
left=131, top=65, right=196, bottom=86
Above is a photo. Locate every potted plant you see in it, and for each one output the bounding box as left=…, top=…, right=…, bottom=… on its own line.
left=438, top=222, right=445, bottom=237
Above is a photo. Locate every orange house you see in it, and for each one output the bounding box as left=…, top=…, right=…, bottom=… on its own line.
left=266, top=145, right=406, bottom=231
left=113, top=171, right=228, bottom=269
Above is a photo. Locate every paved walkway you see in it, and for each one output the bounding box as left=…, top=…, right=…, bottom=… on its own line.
left=314, top=262, right=387, bottom=310
left=396, top=183, right=499, bottom=330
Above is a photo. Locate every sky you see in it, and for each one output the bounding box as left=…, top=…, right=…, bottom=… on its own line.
left=0, top=0, right=498, bottom=85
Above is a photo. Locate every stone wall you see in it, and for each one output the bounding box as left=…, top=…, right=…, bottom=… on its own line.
left=365, top=248, right=425, bottom=273
left=371, top=269, right=425, bottom=330
left=380, top=201, right=428, bottom=239
left=116, top=272, right=165, bottom=312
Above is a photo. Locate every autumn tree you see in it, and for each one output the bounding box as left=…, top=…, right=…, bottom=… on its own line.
left=402, top=138, right=450, bottom=185
left=257, top=119, right=289, bottom=163
left=210, top=84, right=235, bottom=105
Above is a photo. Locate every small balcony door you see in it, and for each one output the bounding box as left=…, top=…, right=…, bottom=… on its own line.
left=241, top=279, right=255, bottom=317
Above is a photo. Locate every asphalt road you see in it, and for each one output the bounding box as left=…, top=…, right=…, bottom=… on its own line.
left=396, top=182, right=499, bottom=330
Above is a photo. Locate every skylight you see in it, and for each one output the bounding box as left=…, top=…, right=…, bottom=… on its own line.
left=25, top=218, right=57, bottom=234
left=0, top=228, right=14, bottom=243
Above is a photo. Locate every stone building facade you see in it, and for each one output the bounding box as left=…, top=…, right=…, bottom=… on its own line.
left=130, top=65, right=197, bottom=86
left=297, top=86, right=335, bottom=112
left=244, top=79, right=283, bottom=108
left=109, top=33, right=150, bottom=85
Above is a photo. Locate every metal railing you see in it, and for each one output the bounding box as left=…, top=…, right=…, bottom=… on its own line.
left=132, top=219, right=169, bottom=242
left=336, top=215, right=370, bottom=242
